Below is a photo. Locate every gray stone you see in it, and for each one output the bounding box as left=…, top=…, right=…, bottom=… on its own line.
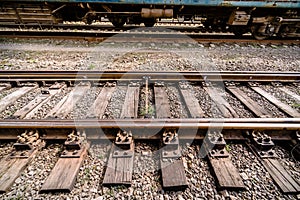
left=240, top=172, right=249, bottom=180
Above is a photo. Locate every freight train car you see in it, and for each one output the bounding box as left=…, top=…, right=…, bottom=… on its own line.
left=0, top=0, right=299, bottom=39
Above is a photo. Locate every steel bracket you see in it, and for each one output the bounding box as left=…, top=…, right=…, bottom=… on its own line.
left=113, top=130, right=134, bottom=158
left=162, top=129, right=181, bottom=158
left=41, top=89, right=50, bottom=94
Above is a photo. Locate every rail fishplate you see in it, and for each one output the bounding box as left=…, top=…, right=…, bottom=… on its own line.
left=113, top=130, right=134, bottom=158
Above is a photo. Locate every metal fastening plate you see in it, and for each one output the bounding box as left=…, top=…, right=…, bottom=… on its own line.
left=271, top=82, right=283, bottom=87
left=162, top=130, right=181, bottom=158
left=179, top=81, right=191, bottom=90
left=224, top=81, right=236, bottom=87
left=104, top=82, right=116, bottom=87
left=255, top=149, right=277, bottom=158
left=129, top=82, right=140, bottom=87
left=202, top=81, right=212, bottom=87
left=112, top=130, right=134, bottom=158
left=250, top=131, right=277, bottom=158
left=248, top=82, right=259, bottom=87
left=251, top=131, right=274, bottom=151
left=60, top=148, right=83, bottom=158
left=162, top=146, right=181, bottom=158
left=112, top=148, right=134, bottom=158
left=41, top=89, right=50, bottom=94
left=207, top=131, right=226, bottom=150
left=10, top=130, right=39, bottom=159
left=60, top=130, right=85, bottom=158
left=209, top=148, right=229, bottom=158
left=10, top=147, right=34, bottom=159
left=154, top=81, right=165, bottom=87
left=204, top=131, right=229, bottom=158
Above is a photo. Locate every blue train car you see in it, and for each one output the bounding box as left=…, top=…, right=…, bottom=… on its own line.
left=1, top=0, right=299, bottom=39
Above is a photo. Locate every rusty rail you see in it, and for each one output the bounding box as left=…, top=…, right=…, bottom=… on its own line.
left=1, top=71, right=299, bottom=82
left=0, top=119, right=298, bottom=140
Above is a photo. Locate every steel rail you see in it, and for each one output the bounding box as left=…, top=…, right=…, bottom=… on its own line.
left=0, top=29, right=299, bottom=44
left=0, top=71, right=299, bottom=82
left=0, top=118, right=298, bottom=140
left=0, top=118, right=299, bottom=129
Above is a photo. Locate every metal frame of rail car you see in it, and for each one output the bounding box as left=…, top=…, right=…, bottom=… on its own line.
left=4, top=0, right=300, bottom=7
left=1, top=0, right=300, bottom=39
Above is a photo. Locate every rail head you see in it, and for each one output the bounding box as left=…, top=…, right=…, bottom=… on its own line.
left=0, top=71, right=299, bottom=82
left=0, top=118, right=298, bottom=141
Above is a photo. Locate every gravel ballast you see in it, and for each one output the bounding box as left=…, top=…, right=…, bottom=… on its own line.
left=0, top=37, right=299, bottom=199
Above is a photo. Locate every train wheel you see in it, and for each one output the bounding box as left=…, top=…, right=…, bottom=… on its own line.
left=251, top=25, right=268, bottom=40
left=110, top=17, right=126, bottom=27
left=144, top=19, right=156, bottom=27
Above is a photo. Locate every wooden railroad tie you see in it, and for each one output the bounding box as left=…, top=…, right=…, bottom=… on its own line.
left=87, top=82, right=116, bottom=119
left=249, top=82, right=300, bottom=118
left=179, top=81, right=205, bottom=118
left=40, top=130, right=89, bottom=193
left=248, top=131, right=300, bottom=194
left=154, top=82, right=171, bottom=118
left=160, top=129, right=188, bottom=190
left=14, top=82, right=66, bottom=119
left=203, top=82, right=239, bottom=118
left=46, top=82, right=91, bottom=119
left=204, top=131, right=245, bottom=190
left=103, top=130, right=135, bottom=186
left=0, top=130, right=42, bottom=193
left=0, top=84, right=38, bottom=113
left=120, top=82, right=140, bottom=119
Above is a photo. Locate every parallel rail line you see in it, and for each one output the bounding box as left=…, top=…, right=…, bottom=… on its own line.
left=0, top=27, right=299, bottom=44
left=1, top=71, right=300, bottom=82
left=0, top=71, right=299, bottom=195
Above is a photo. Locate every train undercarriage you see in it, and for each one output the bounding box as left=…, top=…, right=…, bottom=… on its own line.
left=0, top=2, right=299, bottom=40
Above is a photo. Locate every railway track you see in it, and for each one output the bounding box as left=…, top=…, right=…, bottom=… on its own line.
left=0, top=25, right=299, bottom=44
left=0, top=71, right=299, bottom=198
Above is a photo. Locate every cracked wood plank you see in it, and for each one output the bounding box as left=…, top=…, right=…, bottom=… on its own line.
left=250, top=86, right=300, bottom=118
left=0, top=85, right=37, bottom=113
left=46, top=83, right=90, bottom=118
left=120, top=86, right=139, bottom=119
